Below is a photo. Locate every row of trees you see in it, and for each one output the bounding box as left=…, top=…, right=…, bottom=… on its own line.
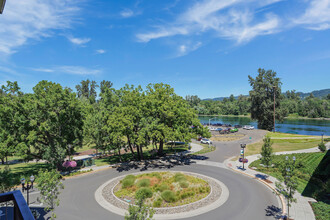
left=0, top=80, right=209, bottom=166
left=186, top=79, right=330, bottom=119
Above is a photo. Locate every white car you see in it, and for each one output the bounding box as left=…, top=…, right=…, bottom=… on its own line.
left=201, top=138, right=212, bottom=144
left=243, top=125, right=254, bottom=130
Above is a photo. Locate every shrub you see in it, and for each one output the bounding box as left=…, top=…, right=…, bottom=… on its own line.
left=137, top=179, right=151, bottom=188
left=161, top=190, right=176, bottom=203
left=174, top=173, right=186, bottom=182
left=135, top=187, right=153, bottom=200
left=179, top=181, right=189, bottom=188
left=318, top=143, right=326, bottom=152
left=122, top=178, right=135, bottom=188
left=158, top=183, right=170, bottom=192
left=153, top=197, right=163, bottom=207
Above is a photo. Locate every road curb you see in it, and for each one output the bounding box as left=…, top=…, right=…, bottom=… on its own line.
left=224, top=157, right=286, bottom=218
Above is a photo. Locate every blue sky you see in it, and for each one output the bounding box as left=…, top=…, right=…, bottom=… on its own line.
left=0, top=0, right=329, bottom=99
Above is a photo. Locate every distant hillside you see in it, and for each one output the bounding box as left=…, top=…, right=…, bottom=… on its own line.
left=204, top=88, right=330, bottom=101
left=297, top=89, right=330, bottom=99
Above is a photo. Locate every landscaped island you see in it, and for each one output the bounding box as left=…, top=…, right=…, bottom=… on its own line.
left=114, top=172, right=210, bottom=208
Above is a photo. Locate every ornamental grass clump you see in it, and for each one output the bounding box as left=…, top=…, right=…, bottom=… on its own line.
left=122, top=175, right=136, bottom=188
left=174, top=173, right=186, bottom=182
left=137, top=179, right=151, bottom=188
left=158, top=183, right=170, bottom=192
left=161, top=190, right=176, bottom=203
left=135, top=187, right=153, bottom=199
left=153, top=197, right=163, bottom=207
left=179, top=181, right=189, bottom=188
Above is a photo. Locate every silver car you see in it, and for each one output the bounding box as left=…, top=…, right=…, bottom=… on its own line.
left=201, top=138, right=212, bottom=144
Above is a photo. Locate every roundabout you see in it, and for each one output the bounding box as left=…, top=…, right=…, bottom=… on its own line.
left=95, top=171, right=229, bottom=219
left=33, top=129, right=281, bottom=220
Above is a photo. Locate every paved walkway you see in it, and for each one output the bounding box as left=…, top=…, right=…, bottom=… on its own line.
left=224, top=143, right=330, bottom=220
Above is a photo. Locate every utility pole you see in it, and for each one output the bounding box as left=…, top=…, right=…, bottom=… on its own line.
left=273, top=86, right=276, bottom=133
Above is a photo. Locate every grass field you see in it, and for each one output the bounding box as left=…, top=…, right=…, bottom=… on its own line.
left=245, top=132, right=323, bottom=156
left=192, top=144, right=216, bottom=155
left=250, top=151, right=329, bottom=219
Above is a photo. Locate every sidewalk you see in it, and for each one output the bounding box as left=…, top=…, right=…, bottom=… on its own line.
left=224, top=143, right=330, bottom=220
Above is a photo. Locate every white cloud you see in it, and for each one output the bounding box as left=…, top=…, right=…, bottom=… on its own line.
left=136, top=0, right=282, bottom=44
left=294, top=0, right=330, bottom=30
left=120, top=9, right=134, bottom=18
left=95, top=49, right=106, bottom=54
left=67, top=36, right=91, bottom=45
left=31, top=66, right=102, bottom=75
left=56, top=66, right=101, bottom=75
left=0, top=0, right=80, bottom=55
left=177, top=42, right=202, bottom=57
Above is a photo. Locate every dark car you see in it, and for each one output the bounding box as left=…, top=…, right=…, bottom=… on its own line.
left=197, top=137, right=203, bottom=141
left=234, top=125, right=242, bottom=128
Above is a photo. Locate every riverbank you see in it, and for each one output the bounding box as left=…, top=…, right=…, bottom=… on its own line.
left=199, top=114, right=330, bottom=120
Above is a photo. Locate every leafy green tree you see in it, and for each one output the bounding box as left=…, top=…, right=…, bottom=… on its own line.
left=0, top=166, right=16, bottom=193
left=248, top=68, right=285, bottom=131
left=260, top=136, right=273, bottom=168
left=25, top=81, right=83, bottom=167
left=146, top=83, right=208, bottom=156
left=275, top=156, right=298, bottom=219
left=0, top=81, right=27, bottom=164
left=75, top=79, right=98, bottom=103
left=125, top=192, right=155, bottom=220
left=37, top=169, right=64, bottom=219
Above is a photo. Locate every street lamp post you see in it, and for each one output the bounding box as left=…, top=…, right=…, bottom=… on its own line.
left=208, top=117, right=216, bottom=126
left=321, top=133, right=324, bottom=143
left=240, top=143, right=246, bottom=170
left=273, top=86, right=276, bottom=133
left=21, top=175, right=35, bottom=206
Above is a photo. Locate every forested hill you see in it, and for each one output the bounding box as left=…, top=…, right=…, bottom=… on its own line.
left=205, top=88, right=329, bottom=101
left=298, top=89, right=330, bottom=99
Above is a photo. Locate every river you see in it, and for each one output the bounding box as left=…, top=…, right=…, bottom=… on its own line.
left=198, top=116, right=330, bottom=136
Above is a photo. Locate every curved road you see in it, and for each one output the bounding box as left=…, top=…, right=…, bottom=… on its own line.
left=31, top=129, right=279, bottom=219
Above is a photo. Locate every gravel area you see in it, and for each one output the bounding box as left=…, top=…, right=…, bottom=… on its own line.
left=101, top=171, right=222, bottom=215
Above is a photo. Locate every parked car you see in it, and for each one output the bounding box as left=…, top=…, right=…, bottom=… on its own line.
left=230, top=128, right=238, bottom=132
left=201, top=138, right=212, bottom=144
left=197, top=137, right=203, bottom=141
left=234, top=125, right=242, bottom=128
left=243, top=125, right=254, bottom=130
left=215, top=128, right=222, bottom=131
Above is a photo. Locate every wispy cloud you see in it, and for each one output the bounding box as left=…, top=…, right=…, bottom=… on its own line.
left=177, top=41, right=202, bottom=57
left=120, top=9, right=135, bottom=18
left=293, top=0, right=330, bottom=30
left=31, top=68, right=55, bottom=73
left=95, top=49, right=106, bottom=54
left=31, top=66, right=102, bottom=75
left=67, top=36, right=91, bottom=45
left=137, top=0, right=283, bottom=45
left=0, top=0, right=80, bottom=55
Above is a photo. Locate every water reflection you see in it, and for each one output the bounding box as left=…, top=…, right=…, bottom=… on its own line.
left=199, top=116, right=330, bottom=136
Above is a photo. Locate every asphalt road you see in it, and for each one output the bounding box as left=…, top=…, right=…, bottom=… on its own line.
left=26, top=129, right=280, bottom=220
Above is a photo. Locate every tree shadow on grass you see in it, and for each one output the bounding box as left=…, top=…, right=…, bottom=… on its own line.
left=302, top=150, right=329, bottom=203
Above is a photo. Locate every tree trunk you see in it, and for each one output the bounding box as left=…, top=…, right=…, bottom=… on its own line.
left=117, top=147, right=122, bottom=162
left=127, top=136, right=137, bottom=160
left=136, top=144, right=141, bottom=161
left=1, top=158, right=4, bottom=165
left=139, top=146, right=144, bottom=160
left=158, top=140, right=164, bottom=156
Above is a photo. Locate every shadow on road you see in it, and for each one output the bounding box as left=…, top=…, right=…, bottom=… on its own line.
left=265, top=205, right=283, bottom=219
left=115, top=154, right=209, bottom=172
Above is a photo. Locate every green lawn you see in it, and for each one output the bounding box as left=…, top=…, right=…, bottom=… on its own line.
left=266, top=132, right=315, bottom=138
left=0, top=162, right=52, bottom=186
left=246, top=138, right=322, bottom=156
left=250, top=151, right=329, bottom=219
left=192, top=144, right=216, bottom=155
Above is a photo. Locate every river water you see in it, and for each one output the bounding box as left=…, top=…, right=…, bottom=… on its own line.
left=198, top=116, right=330, bottom=136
